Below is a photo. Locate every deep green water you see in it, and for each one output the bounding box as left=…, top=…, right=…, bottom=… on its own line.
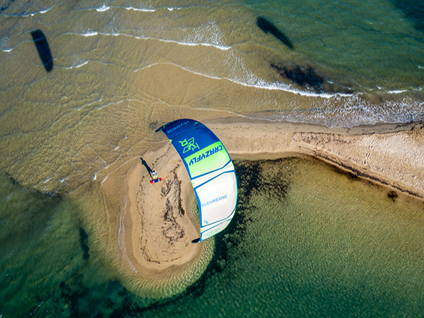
left=1, top=158, right=424, bottom=317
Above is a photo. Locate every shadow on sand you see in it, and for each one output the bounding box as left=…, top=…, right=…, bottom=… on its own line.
left=31, top=30, right=53, bottom=72
left=140, top=157, right=154, bottom=179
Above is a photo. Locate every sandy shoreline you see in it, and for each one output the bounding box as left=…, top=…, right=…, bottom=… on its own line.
left=108, top=117, right=423, bottom=297
left=205, top=117, right=424, bottom=199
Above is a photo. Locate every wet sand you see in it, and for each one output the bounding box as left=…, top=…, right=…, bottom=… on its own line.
left=108, top=116, right=423, bottom=297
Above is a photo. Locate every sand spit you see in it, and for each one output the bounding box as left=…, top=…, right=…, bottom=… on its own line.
left=101, top=117, right=423, bottom=298
left=205, top=117, right=424, bottom=199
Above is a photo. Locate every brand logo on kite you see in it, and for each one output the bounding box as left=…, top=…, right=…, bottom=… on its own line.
left=202, top=195, right=228, bottom=210
left=166, top=120, right=190, bottom=134
left=179, top=138, right=199, bottom=153
left=189, top=145, right=222, bottom=166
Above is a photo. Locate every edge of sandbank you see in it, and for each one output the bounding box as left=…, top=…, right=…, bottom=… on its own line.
left=202, top=116, right=424, bottom=200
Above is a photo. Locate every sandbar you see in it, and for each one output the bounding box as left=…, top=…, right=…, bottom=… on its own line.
left=107, top=116, right=424, bottom=297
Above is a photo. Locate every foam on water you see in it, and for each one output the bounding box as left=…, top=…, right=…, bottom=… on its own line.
left=96, top=4, right=110, bottom=12
left=248, top=97, right=424, bottom=128
left=67, top=30, right=231, bottom=51
left=64, top=60, right=89, bottom=69
left=81, top=31, right=99, bottom=37
left=78, top=4, right=157, bottom=13
left=125, top=6, right=156, bottom=12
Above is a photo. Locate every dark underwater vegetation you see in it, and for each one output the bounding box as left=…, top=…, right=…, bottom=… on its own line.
left=270, top=63, right=353, bottom=94
left=391, top=0, right=424, bottom=33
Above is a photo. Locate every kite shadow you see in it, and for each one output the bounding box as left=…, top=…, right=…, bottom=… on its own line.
left=256, top=17, right=293, bottom=49
left=31, top=29, right=53, bottom=72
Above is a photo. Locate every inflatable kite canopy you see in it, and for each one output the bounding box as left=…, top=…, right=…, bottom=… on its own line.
left=156, top=119, right=238, bottom=242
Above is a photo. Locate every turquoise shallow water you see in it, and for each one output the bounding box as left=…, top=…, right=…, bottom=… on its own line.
left=1, top=0, right=424, bottom=316
left=2, top=158, right=424, bottom=317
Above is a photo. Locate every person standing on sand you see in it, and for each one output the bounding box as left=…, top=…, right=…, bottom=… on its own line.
left=140, top=157, right=155, bottom=179
left=152, top=171, right=158, bottom=180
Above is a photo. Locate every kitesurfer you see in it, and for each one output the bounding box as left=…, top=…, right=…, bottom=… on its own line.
left=152, top=171, right=158, bottom=180
left=149, top=170, right=162, bottom=184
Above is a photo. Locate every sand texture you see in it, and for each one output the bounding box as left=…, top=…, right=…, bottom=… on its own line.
left=126, top=149, right=200, bottom=271
left=101, top=143, right=213, bottom=298
left=205, top=117, right=424, bottom=199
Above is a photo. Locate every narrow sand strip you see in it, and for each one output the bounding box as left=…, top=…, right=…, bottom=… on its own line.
left=205, top=117, right=424, bottom=199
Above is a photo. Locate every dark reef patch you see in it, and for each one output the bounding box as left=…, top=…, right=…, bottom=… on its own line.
left=6, top=172, right=20, bottom=186
left=271, top=63, right=323, bottom=91
left=0, top=173, right=63, bottom=250
left=271, top=63, right=353, bottom=94
left=257, top=17, right=294, bottom=49
left=79, top=227, right=90, bottom=260
left=387, top=190, right=398, bottom=202
left=28, top=275, right=128, bottom=318
left=216, top=159, right=292, bottom=255
left=235, top=159, right=291, bottom=203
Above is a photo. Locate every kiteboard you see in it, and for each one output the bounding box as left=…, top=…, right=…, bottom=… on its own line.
left=150, top=178, right=162, bottom=184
